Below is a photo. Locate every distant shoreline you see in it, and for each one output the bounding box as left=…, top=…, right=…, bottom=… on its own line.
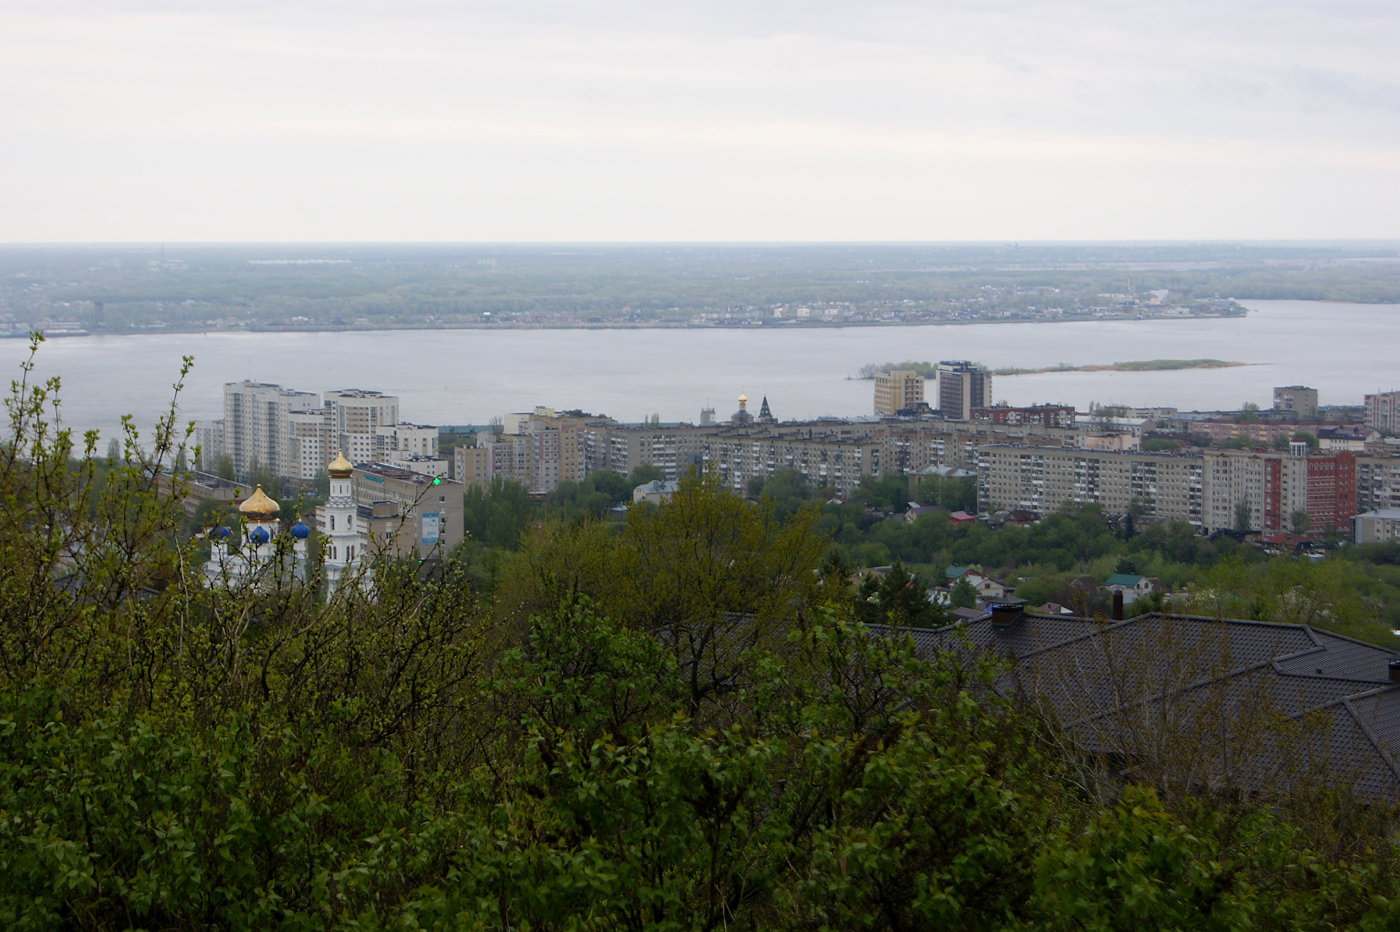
left=22, top=308, right=1247, bottom=339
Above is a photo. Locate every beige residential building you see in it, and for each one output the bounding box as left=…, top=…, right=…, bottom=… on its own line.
left=1201, top=449, right=1302, bottom=533
left=324, top=389, right=399, bottom=465
left=455, top=443, right=494, bottom=492
left=351, top=463, right=462, bottom=557
left=1354, top=509, right=1400, bottom=544
left=873, top=370, right=925, bottom=417
left=286, top=409, right=332, bottom=481
left=1366, top=392, right=1400, bottom=433
left=978, top=446, right=1205, bottom=525
left=1273, top=386, right=1319, bottom=418
left=1357, top=454, right=1400, bottom=513
left=376, top=423, right=438, bottom=459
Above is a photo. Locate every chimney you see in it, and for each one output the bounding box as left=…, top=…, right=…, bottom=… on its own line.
left=1112, top=589, right=1124, bottom=621
left=989, top=599, right=1026, bottom=628
left=1389, top=660, right=1400, bottom=683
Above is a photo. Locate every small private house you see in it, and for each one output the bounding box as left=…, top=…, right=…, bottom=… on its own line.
left=945, top=565, right=1014, bottom=603
left=1104, top=572, right=1158, bottom=604
left=905, top=502, right=950, bottom=523
left=633, top=479, right=679, bottom=505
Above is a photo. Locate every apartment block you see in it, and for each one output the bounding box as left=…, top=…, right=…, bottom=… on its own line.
left=286, top=409, right=333, bottom=481
left=351, top=463, right=462, bottom=557
left=1354, top=509, right=1400, bottom=544
left=1273, top=386, right=1319, bottom=418
left=972, top=405, right=1076, bottom=429
left=192, top=419, right=225, bottom=472
left=455, top=443, right=493, bottom=491
left=873, top=370, right=925, bottom=417
left=221, top=382, right=441, bottom=484
left=978, top=446, right=1204, bottom=525
left=1366, top=392, right=1400, bottom=433
left=1357, top=454, right=1400, bottom=513
left=937, top=361, right=992, bottom=421
left=324, top=389, right=399, bottom=464
left=376, top=423, right=438, bottom=459
left=222, top=381, right=321, bottom=479
left=1202, top=447, right=1356, bottom=533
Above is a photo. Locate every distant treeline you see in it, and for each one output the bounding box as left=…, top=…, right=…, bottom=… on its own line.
left=4, top=243, right=1397, bottom=331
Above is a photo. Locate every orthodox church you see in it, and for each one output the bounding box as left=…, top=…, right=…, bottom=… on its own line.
left=204, top=451, right=369, bottom=595
left=317, top=451, right=369, bottom=592
left=204, top=483, right=309, bottom=588
left=729, top=392, right=777, bottom=426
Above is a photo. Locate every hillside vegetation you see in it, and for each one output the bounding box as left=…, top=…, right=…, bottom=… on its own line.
left=4, top=349, right=1400, bottom=930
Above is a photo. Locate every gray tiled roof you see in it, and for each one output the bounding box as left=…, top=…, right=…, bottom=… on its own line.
left=872, top=610, right=1400, bottom=802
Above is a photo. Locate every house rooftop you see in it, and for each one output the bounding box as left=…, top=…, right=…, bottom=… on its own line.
left=870, top=609, right=1400, bottom=802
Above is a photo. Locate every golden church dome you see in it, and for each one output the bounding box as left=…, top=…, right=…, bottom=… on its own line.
left=738, top=393, right=748, bottom=405
left=327, top=451, right=353, bottom=478
left=238, top=484, right=280, bottom=520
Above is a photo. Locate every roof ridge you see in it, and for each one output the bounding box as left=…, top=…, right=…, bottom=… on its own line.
left=1340, top=694, right=1400, bottom=790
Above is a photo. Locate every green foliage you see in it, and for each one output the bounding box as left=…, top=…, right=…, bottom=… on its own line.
left=950, top=574, right=979, bottom=609
left=1188, top=556, right=1400, bottom=648
left=464, top=474, right=536, bottom=547
left=855, top=473, right=911, bottom=511
left=1290, top=509, right=1312, bottom=535
left=913, top=473, right=978, bottom=512
left=854, top=559, right=947, bottom=628
left=628, top=462, right=665, bottom=486
left=5, top=347, right=1400, bottom=928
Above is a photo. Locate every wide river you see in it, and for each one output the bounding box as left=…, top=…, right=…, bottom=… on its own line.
left=1, top=299, right=1394, bottom=440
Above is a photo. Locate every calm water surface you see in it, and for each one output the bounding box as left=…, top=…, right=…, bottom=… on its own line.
left=1, top=299, right=1394, bottom=440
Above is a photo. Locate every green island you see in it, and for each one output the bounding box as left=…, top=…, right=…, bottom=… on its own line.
left=994, top=358, right=1249, bottom=376
left=860, top=358, right=1247, bottom=380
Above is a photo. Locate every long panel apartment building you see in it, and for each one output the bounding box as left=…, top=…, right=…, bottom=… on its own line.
left=978, top=446, right=1205, bottom=525
left=978, top=443, right=1368, bottom=534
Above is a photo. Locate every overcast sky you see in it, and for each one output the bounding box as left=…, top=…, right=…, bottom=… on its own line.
left=2, top=1, right=1397, bottom=242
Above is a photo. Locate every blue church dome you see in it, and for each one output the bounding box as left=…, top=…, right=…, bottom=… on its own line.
left=289, top=521, right=310, bottom=540
left=209, top=524, right=230, bottom=540
left=248, top=526, right=270, bottom=545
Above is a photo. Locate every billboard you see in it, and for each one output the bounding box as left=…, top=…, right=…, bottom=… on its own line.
left=421, top=512, right=440, bottom=544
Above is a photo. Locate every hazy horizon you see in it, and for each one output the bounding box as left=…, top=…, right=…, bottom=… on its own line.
left=3, top=1, right=1397, bottom=243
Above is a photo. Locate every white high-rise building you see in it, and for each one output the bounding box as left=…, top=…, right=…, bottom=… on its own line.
left=324, top=389, right=399, bottom=467
left=192, top=419, right=225, bottom=472
left=222, top=381, right=321, bottom=479
left=219, top=382, right=443, bottom=484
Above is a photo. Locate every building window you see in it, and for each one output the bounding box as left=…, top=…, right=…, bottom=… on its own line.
left=330, top=515, right=335, bottom=530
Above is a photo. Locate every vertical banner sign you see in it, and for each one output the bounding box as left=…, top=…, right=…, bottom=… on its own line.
left=422, top=512, right=440, bottom=544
